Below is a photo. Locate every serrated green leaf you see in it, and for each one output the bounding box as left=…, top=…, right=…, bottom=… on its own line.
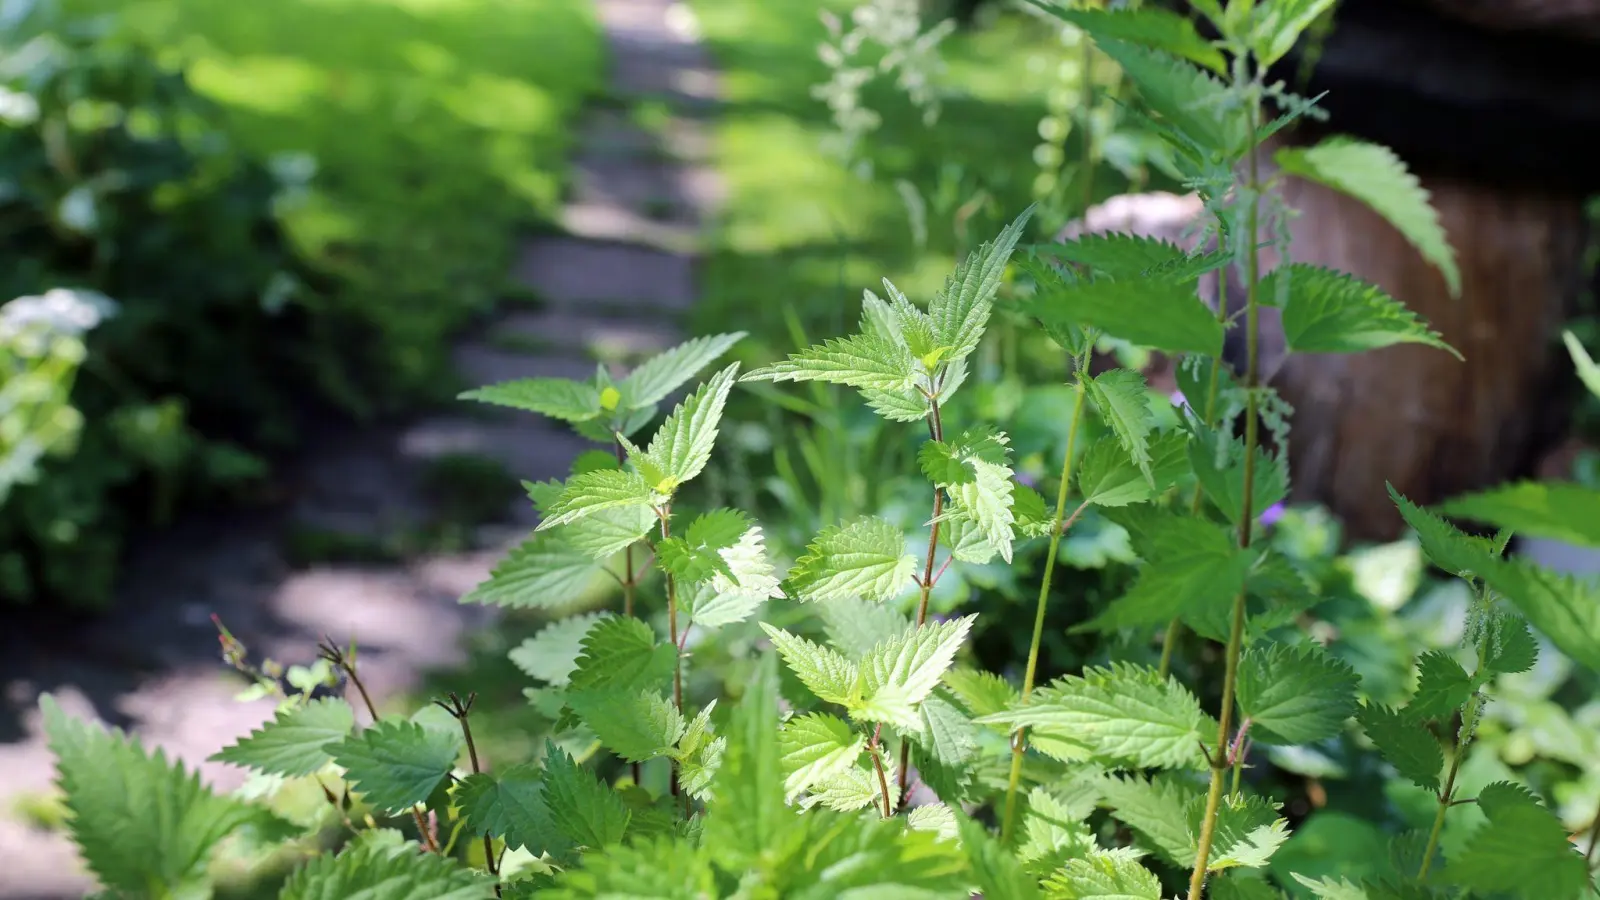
left=760, top=623, right=859, bottom=707
left=329, top=719, right=463, bottom=814
left=1276, top=138, right=1460, bottom=296
left=676, top=704, right=725, bottom=801
left=1442, top=781, right=1589, bottom=900
left=944, top=667, right=1019, bottom=719
left=1259, top=264, right=1457, bottom=358
left=931, top=205, right=1034, bottom=362
left=1082, top=513, right=1253, bottom=636
left=42, top=695, right=282, bottom=894
left=278, top=840, right=494, bottom=900
left=574, top=690, right=686, bottom=762
left=742, top=332, right=920, bottom=393
left=802, top=752, right=897, bottom=813
left=1201, top=794, right=1291, bottom=871
left=619, top=332, right=744, bottom=410
left=961, top=815, right=1046, bottom=900
left=1477, top=559, right=1600, bottom=675
left=1077, top=430, right=1190, bottom=507
left=817, top=596, right=912, bottom=659
left=1290, top=875, right=1369, bottom=900
left=1237, top=643, right=1360, bottom=745
left=1483, top=613, right=1539, bottom=675
left=1092, top=39, right=1247, bottom=158
left=949, top=450, right=1018, bottom=564
left=940, top=511, right=1002, bottom=565
left=682, top=525, right=782, bottom=630
left=855, top=615, right=976, bottom=729
left=455, top=763, right=568, bottom=858
left=567, top=615, right=675, bottom=695
left=462, top=531, right=600, bottom=610
left=980, top=663, right=1211, bottom=769
left=1024, top=275, right=1223, bottom=356
left=1564, top=330, right=1600, bottom=401
left=919, top=426, right=1010, bottom=486
left=536, top=834, right=714, bottom=899
left=1042, top=848, right=1163, bottom=899
left=1438, top=481, right=1600, bottom=549
left=878, top=278, right=943, bottom=359
left=703, top=654, right=791, bottom=874
left=537, top=469, right=656, bottom=531
left=541, top=740, right=631, bottom=849
left=1186, top=416, right=1288, bottom=527
left=1037, top=4, right=1227, bottom=73
left=1250, top=0, right=1338, bottom=66
left=778, top=712, right=866, bottom=803
left=211, top=697, right=356, bottom=777
left=906, top=803, right=959, bottom=841
left=788, top=516, right=918, bottom=603
left=638, top=363, right=739, bottom=490
left=1356, top=703, right=1442, bottom=792
left=1387, top=484, right=1503, bottom=579
left=458, top=378, right=602, bottom=422
left=1408, top=651, right=1474, bottom=722
left=1088, top=369, right=1158, bottom=485
left=559, top=502, right=656, bottom=559
left=907, top=691, right=980, bottom=802
left=1098, top=773, right=1203, bottom=867
left=1019, top=787, right=1096, bottom=872
left=510, top=612, right=609, bottom=686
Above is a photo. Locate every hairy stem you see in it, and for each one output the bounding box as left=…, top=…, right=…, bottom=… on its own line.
left=1001, top=376, right=1088, bottom=843
left=1584, top=803, right=1600, bottom=867
left=443, top=694, right=500, bottom=890
left=1418, top=746, right=1465, bottom=880
left=615, top=440, right=643, bottom=788
left=870, top=724, right=893, bottom=818
left=661, top=511, right=683, bottom=799
left=896, top=396, right=947, bottom=808
left=1186, top=95, right=1263, bottom=900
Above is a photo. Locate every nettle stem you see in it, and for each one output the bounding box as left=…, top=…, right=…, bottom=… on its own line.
left=614, top=439, right=642, bottom=789
left=439, top=693, right=500, bottom=892
left=1000, top=374, right=1088, bottom=843
left=1186, top=93, right=1264, bottom=900
left=895, top=395, right=947, bottom=809
left=870, top=723, right=893, bottom=818
left=661, top=510, right=683, bottom=799
left=1420, top=585, right=1493, bottom=879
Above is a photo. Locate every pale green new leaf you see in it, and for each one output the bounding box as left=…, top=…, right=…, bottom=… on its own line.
left=1236, top=643, right=1360, bottom=745
left=1201, top=794, right=1291, bottom=871
left=1438, top=480, right=1600, bottom=549
left=1276, top=138, right=1460, bottom=296
left=788, top=516, right=918, bottom=603
left=329, top=720, right=463, bottom=814
left=619, top=332, right=745, bottom=409
left=454, top=763, right=568, bottom=858
left=1089, top=369, right=1158, bottom=485
left=1024, top=275, right=1222, bottom=355
left=1250, top=0, right=1339, bottom=66
left=1098, top=773, right=1203, bottom=867
left=676, top=705, right=725, bottom=801
left=42, top=695, right=283, bottom=895
left=279, top=841, right=494, bottom=900
left=1291, top=875, right=1369, bottom=900
left=1038, top=4, right=1226, bottom=73
left=943, top=667, right=1019, bottom=719
left=1443, top=781, right=1590, bottom=900
left=818, top=596, right=912, bottom=659
left=760, top=623, right=858, bottom=707
left=778, top=712, right=866, bottom=802
left=560, top=502, right=656, bottom=559
left=1356, top=703, right=1442, bottom=792
left=1477, top=559, right=1600, bottom=675
left=541, top=740, right=631, bottom=849
left=640, top=363, right=739, bottom=490
left=458, top=377, right=601, bottom=423
left=906, top=803, right=959, bottom=841
left=509, top=612, right=608, bottom=686
left=536, top=469, right=655, bottom=531
left=1259, top=264, right=1457, bottom=358
left=1076, top=430, right=1190, bottom=507
left=931, top=205, right=1034, bottom=362
left=1019, top=787, right=1096, bottom=873
left=742, top=332, right=919, bottom=393
left=1564, top=329, right=1600, bottom=401
left=683, top=525, right=783, bottom=629
left=855, top=615, right=976, bottom=729
left=802, top=753, right=897, bottom=813
left=950, top=454, right=1017, bottom=564
left=1042, top=848, right=1163, bottom=899
left=1408, top=650, right=1475, bottom=722
left=918, top=426, right=1010, bottom=486
left=461, top=531, right=599, bottom=610
left=979, top=663, right=1211, bottom=769
left=211, top=697, right=356, bottom=777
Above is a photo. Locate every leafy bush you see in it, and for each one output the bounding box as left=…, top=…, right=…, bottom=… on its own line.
left=38, top=1, right=1600, bottom=897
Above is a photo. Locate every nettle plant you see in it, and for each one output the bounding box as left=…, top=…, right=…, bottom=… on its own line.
left=35, top=2, right=1600, bottom=898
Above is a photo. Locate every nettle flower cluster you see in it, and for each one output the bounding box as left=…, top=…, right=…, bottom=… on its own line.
left=35, top=2, right=1600, bottom=899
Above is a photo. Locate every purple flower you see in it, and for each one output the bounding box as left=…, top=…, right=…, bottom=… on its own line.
left=1169, top=389, right=1189, bottom=411
left=1258, top=502, right=1286, bottom=529
left=1015, top=471, right=1038, bottom=489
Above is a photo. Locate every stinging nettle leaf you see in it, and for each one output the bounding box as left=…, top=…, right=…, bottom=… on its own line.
left=742, top=332, right=920, bottom=393
left=1024, top=274, right=1223, bottom=356
left=1442, top=781, right=1590, bottom=900
left=1476, top=558, right=1600, bottom=676
left=1236, top=643, right=1360, bottom=745
left=1483, top=613, right=1539, bottom=676
left=1250, top=0, right=1339, bottom=66
left=777, top=712, right=866, bottom=803
left=639, top=363, right=740, bottom=490
left=509, top=612, right=608, bottom=687
left=540, top=740, right=631, bottom=849
left=760, top=623, right=859, bottom=707
left=461, top=530, right=601, bottom=610
left=1356, top=703, right=1442, bottom=793
left=1091, top=39, right=1247, bottom=159
left=1098, top=773, right=1204, bottom=868
left=458, top=377, right=602, bottom=423
left=1041, top=848, right=1163, bottom=899
left=682, top=524, right=783, bottom=630
left=1034, top=3, right=1226, bottom=73
left=1407, top=650, right=1475, bottom=722
left=787, top=516, right=919, bottom=603
left=575, top=690, right=686, bottom=763
left=1077, top=430, right=1191, bottom=508
left=1387, top=483, right=1503, bottom=579
left=1259, top=264, right=1458, bottom=359
left=329, top=719, right=463, bottom=814
left=536, top=469, right=656, bottom=531
left=931, top=204, right=1035, bottom=363
left=567, top=615, right=675, bottom=695
left=855, top=615, right=977, bottom=729
left=1088, top=369, right=1159, bottom=486
left=1033, top=231, right=1192, bottom=280
left=454, top=763, right=569, bottom=859
left=619, top=331, right=745, bottom=410
left=1438, top=480, right=1600, bottom=549
left=1275, top=137, right=1460, bottom=297
left=211, top=697, right=356, bottom=777
left=279, top=840, right=494, bottom=900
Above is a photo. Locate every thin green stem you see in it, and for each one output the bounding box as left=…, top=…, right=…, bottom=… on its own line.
left=870, top=724, right=893, bottom=818
left=661, top=511, right=682, bottom=800
left=1000, top=377, right=1088, bottom=843
left=1418, top=747, right=1464, bottom=880
left=441, top=693, right=499, bottom=892
left=1583, top=803, right=1600, bottom=867
left=897, top=396, right=946, bottom=809
left=614, top=439, right=642, bottom=789
left=1186, top=91, right=1263, bottom=900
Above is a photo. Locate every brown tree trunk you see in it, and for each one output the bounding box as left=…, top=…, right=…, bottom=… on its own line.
left=1262, top=143, right=1588, bottom=541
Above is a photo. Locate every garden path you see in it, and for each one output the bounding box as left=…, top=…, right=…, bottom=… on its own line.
left=0, top=1, right=721, bottom=895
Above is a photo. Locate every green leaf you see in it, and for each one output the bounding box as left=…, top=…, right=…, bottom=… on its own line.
left=742, top=332, right=920, bottom=393
left=575, top=690, right=686, bottom=762
left=211, top=697, right=356, bottom=777
left=1092, top=39, right=1246, bottom=158
left=329, top=719, right=463, bottom=814
left=42, top=695, right=280, bottom=895
left=637, top=363, right=739, bottom=490
left=676, top=704, right=726, bottom=801
left=945, top=443, right=1019, bottom=563
left=802, top=752, right=896, bottom=813
left=1443, top=782, right=1590, bottom=900
left=1076, top=430, right=1190, bottom=507
left=1275, top=138, right=1460, bottom=296
left=787, top=516, right=918, bottom=603
left=1038, top=4, right=1227, bottom=73
left=454, top=763, right=568, bottom=857
left=619, top=332, right=745, bottom=410
left=919, top=427, right=1010, bottom=486
left=1483, top=613, right=1539, bottom=676
left=1250, top=0, right=1339, bottom=66
left=1201, top=794, right=1292, bottom=871
left=1387, top=483, right=1504, bottom=579
left=855, top=615, right=976, bottom=729
left=817, top=595, right=912, bottom=659
left=1186, top=416, right=1289, bottom=527
left=560, top=503, right=656, bottom=559
left=1033, top=231, right=1192, bottom=278
left=1356, top=703, right=1442, bottom=792
left=1023, top=275, right=1223, bottom=356
left=462, top=531, right=600, bottom=610
left=1258, top=264, right=1457, bottom=358
left=943, top=667, right=1019, bottom=719
left=682, top=524, right=783, bottom=630
left=1237, top=643, right=1360, bottom=745
left=1088, top=369, right=1158, bottom=485
left=979, top=663, right=1211, bottom=769
left=536, top=834, right=715, bottom=899
left=458, top=377, right=601, bottom=422
left=1291, top=875, right=1370, bottom=900
left=541, top=740, right=631, bottom=849
left=279, top=840, right=494, bottom=900
left=1438, top=481, right=1600, bottom=549
left=931, top=204, right=1034, bottom=363
left=778, top=712, right=866, bottom=803
left=537, top=469, right=656, bottom=530
left=1477, top=559, right=1600, bottom=675
left=1082, top=513, right=1254, bottom=636
left=1564, top=329, right=1600, bottom=401
left=1019, top=787, right=1096, bottom=872
left=962, top=815, right=1046, bottom=900
left=1098, top=773, right=1203, bottom=867
left=1408, top=651, right=1474, bottom=722
left=906, top=803, right=959, bottom=841
left=567, top=615, right=675, bottom=695
left=703, top=654, right=793, bottom=875
left=907, top=691, right=980, bottom=802
left=1042, top=848, right=1163, bottom=899
left=760, top=623, right=858, bottom=707
left=509, top=612, right=608, bottom=686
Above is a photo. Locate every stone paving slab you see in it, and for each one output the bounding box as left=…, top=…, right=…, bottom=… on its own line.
left=512, top=238, right=697, bottom=311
